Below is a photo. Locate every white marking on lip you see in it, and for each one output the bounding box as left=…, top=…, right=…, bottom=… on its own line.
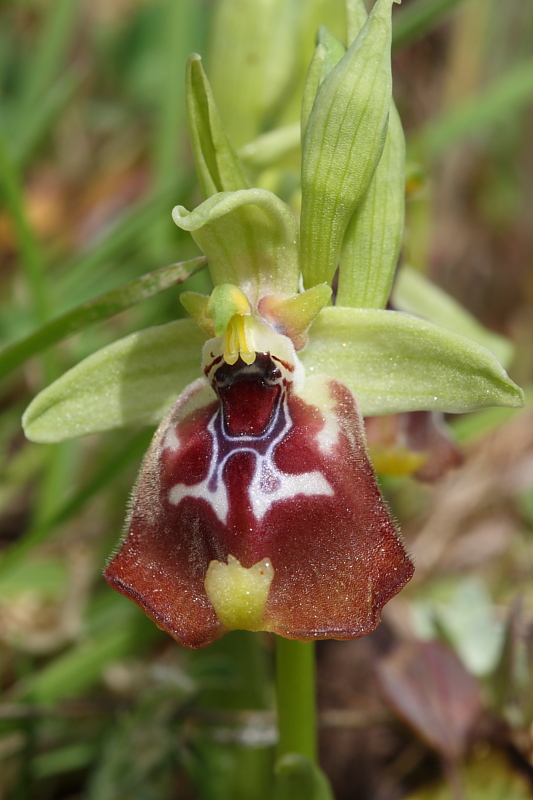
left=168, top=396, right=332, bottom=525
left=162, top=426, right=180, bottom=452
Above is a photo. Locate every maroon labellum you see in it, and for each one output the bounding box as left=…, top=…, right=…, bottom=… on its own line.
left=105, top=324, right=414, bottom=649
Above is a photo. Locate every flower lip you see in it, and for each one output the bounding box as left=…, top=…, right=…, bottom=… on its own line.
left=213, top=354, right=285, bottom=437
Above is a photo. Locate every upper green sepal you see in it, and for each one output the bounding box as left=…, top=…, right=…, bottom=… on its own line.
left=392, top=265, right=514, bottom=368
left=172, top=189, right=299, bottom=303
left=299, top=0, right=397, bottom=289
left=185, top=54, right=249, bottom=198
left=22, top=321, right=210, bottom=443
left=301, top=307, right=524, bottom=415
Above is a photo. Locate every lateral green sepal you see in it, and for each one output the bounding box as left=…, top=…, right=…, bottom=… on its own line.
left=392, top=265, right=514, bottom=367
left=22, top=321, right=210, bottom=443
left=186, top=54, right=249, bottom=198
left=300, top=307, right=524, bottom=416
left=172, top=189, right=299, bottom=304
left=299, top=0, right=398, bottom=289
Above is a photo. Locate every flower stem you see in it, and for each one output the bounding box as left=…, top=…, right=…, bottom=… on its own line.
left=275, top=637, right=317, bottom=762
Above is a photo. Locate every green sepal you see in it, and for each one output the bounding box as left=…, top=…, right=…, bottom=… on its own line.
left=258, top=284, right=332, bottom=350
left=179, top=291, right=214, bottom=336
left=186, top=54, right=249, bottom=199
left=300, top=307, right=524, bottom=416
left=172, top=189, right=299, bottom=304
left=301, top=27, right=346, bottom=138
left=22, top=321, right=210, bottom=443
left=207, top=0, right=296, bottom=148
left=346, top=0, right=369, bottom=44
left=392, top=265, right=514, bottom=368
left=299, top=0, right=398, bottom=289
left=337, top=101, right=405, bottom=309
left=239, top=123, right=301, bottom=171
left=272, top=754, right=334, bottom=800
left=301, top=43, right=327, bottom=141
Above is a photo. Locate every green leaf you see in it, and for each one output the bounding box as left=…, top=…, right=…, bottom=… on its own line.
left=173, top=190, right=299, bottom=303
left=392, top=265, right=514, bottom=367
left=22, top=320, right=209, bottom=443
left=272, top=754, right=334, bottom=800
left=186, top=54, right=249, bottom=198
left=337, top=100, right=405, bottom=309
left=0, top=258, right=206, bottom=381
left=300, top=0, right=397, bottom=289
left=300, top=307, right=524, bottom=415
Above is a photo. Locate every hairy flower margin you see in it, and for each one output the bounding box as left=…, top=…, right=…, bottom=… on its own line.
left=23, top=0, right=523, bottom=649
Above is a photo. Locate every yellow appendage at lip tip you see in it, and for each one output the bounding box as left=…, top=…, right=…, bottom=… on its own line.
left=204, top=555, right=274, bottom=631
left=224, top=314, right=256, bottom=365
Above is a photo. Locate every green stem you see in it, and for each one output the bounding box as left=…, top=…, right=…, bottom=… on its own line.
left=275, top=637, right=317, bottom=763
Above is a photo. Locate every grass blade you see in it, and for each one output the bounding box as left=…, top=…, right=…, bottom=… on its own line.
left=417, top=59, right=533, bottom=157
left=392, top=0, right=466, bottom=50
left=19, top=0, right=80, bottom=110
left=13, top=72, right=82, bottom=168
left=0, top=429, right=153, bottom=578
left=0, top=257, right=205, bottom=380
left=0, top=125, right=49, bottom=325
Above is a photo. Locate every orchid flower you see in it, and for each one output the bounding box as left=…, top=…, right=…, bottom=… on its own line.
left=22, top=0, right=523, bottom=650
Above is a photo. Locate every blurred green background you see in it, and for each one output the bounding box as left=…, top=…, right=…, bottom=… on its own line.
left=1, top=0, right=533, bottom=798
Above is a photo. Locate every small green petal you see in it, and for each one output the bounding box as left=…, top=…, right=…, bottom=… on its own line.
left=22, top=321, right=209, bottom=443
left=301, top=307, right=524, bottom=416
left=300, top=0, right=398, bottom=289
left=258, top=283, right=332, bottom=350
left=172, top=189, right=299, bottom=303
left=337, top=101, right=405, bottom=309
left=186, top=54, right=249, bottom=198
left=393, top=265, right=514, bottom=368
left=179, top=291, right=214, bottom=336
